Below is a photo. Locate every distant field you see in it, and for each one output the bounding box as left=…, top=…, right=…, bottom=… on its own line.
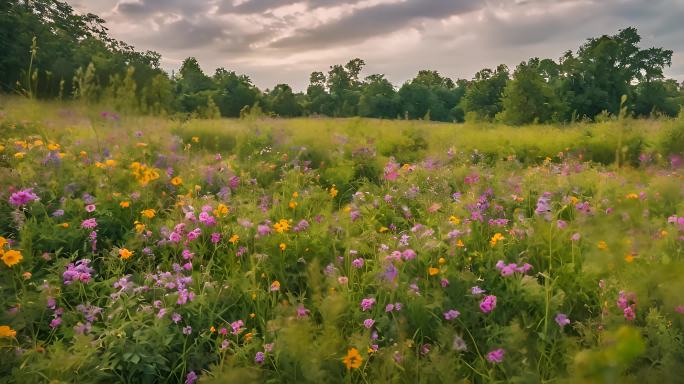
left=0, top=97, right=683, bottom=383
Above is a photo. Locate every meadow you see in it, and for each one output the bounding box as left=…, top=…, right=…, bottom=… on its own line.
left=0, top=97, right=683, bottom=383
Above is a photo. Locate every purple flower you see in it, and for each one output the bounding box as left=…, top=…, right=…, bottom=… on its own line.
left=555, top=313, right=571, bottom=328
left=296, top=305, right=310, bottom=318
left=623, top=306, right=636, bottom=321
left=471, top=286, right=486, bottom=295
left=444, top=309, right=461, bottom=320
left=487, top=348, right=505, bottom=363
left=535, top=192, right=552, bottom=216
left=185, top=371, right=197, bottom=384
left=9, top=188, right=40, bottom=206
left=52, top=209, right=65, bottom=217
left=211, top=232, right=221, bottom=244
left=182, top=326, right=192, bottom=335
left=63, top=259, right=95, bottom=285
left=352, top=258, right=364, bottom=268
left=172, top=313, right=182, bottom=324
left=385, top=303, right=395, bottom=312
left=360, top=297, right=376, bottom=311
left=50, top=317, right=62, bottom=328
left=363, top=318, right=375, bottom=329
left=81, top=218, right=97, bottom=229
left=255, top=351, right=265, bottom=365
left=480, top=295, right=497, bottom=313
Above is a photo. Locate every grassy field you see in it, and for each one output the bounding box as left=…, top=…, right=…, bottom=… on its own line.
left=0, top=97, right=683, bottom=383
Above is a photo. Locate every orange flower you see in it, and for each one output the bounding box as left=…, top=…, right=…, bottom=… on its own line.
left=0, top=325, right=17, bottom=338
left=2, top=250, right=23, bottom=267
left=279, top=243, right=287, bottom=251
left=171, top=176, right=183, bottom=186
left=120, top=201, right=130, bottom=208
left=597, top=241, right=608, bottom=250
left=141, top=209, right=156, bottom=218
left=428, top=267, right=440, bottom=276
left=329, top=185, right=338, bottom=198
left=342, top=347, right=363, bottom=369
left=119, top=248, right=134, bottom=260
left=490, top=233, right=505, bottom=247
left=229, top=234, right=239, bottom=244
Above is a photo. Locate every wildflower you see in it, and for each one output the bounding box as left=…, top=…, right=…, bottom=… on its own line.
left=296, top=305, right=310, bottom=318
left=63, top=259, right=95, bottom=285
left=182, top=326, right=192, bottom=335
left=623, top=306, right=636, bottom=321
left=571, top=232, right=581, bottom=242
left=0, top=325, right=16, bottom=338
left=119, top=248, right=134, bottom=260
left=9, top=188, right=40, bottom=206
left=255, top=351, right=265, bottom=365
left=22, top=271, right=31, bottom=280
left=449, top=216, right=460, bottom=225
left=85, top=204, right=96, bottom=212
left=338, top=276, right=349, bottom=284
left=363, top=318, right=375, bottom=329
left=191, top=136, right=200, bottom=143
left=273, top=219, right=290, bottom=233
left=487, top=348, right=505, bottom=363
left=214, top=203, right=229, bottom=217
left=342, top=347, right=363, bottom=369
left=211, top=233, right=221, bottom=244
left=2, top=250, right=23, bottom=267
left=81, top=218, right=98, bottom=229
left=270, top=280, right=281, bottom=292
left=141, top=209, right=156, bottom=218
left=490, top=233, right=505, bottom=247
left=134, top=221, right=146, bottom=234
left=480, top=295, right=497, bottom=313
left=456, top=239, right=465, bottom=248
left=171, top=176, right=183, bottom=186
left=120, top=201, right=130, bottom=208
left=428, top=267, right=440, bottom=276
left=555, top=313, right=571, bottom=328
left=444, top=309, right=461, bottom=320
left=289, top=201, right=297, bottom=209
left=352, top=258, right=364, bottom=268
left=329, top=185, right=338, bottom=198
left=597, top=241, right=608, bottom=250
left=185, top=371, right=197, bottom=384
left=279, top=243, right=287, bottom=251
left=360, top=298, right=376, bottom=311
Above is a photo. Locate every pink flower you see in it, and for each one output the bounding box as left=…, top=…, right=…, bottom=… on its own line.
left=360, top=297, right=376, bottom=311
left=363, top=318, right=375, bottom=328
left=444, top=309, right=460, bottom=320
left=9, top=188, right=40, bottom=206
left=480, top=295, right=497, bottom=313
left=487, top=348, right=504, bottom=363
left=85, top=204, right=96, bottom=212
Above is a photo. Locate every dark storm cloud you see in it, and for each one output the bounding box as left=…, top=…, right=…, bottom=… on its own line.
left=218, top=0, right=364, bottom=14
left=270, top=0, right=481, bottom=49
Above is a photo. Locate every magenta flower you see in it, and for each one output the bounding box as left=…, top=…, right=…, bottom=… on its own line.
left=9, top=188, right=40, bottom=206
left=487, top=348, right=505, bottom=363
left=352, top=258, right=364, bottom=268
left=255, top=351, right=265, bottom=365
left=85, top=204, right=96, bottom=212
left=363, top=318, right=375, bottom=329
left=480, top=295, right=497, bottom=313
left=360, top=297, right=376, bottom=311
left=555, top=313, right=570, bottom=328
left=185, top=371, right=197, bottom=384
left=81, top=218, right=98, bottom=229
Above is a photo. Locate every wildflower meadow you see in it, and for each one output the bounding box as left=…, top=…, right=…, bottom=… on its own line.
left=1, top=98, right=683, bottom=383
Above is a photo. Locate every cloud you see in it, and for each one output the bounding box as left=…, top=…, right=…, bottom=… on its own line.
left=69, top=0, right=684, bottom=90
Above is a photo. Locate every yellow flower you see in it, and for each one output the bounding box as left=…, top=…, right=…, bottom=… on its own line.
left=289, top=201, right=297, bottom=209
left=273, top=219, right=290, bottom=233
left=342, top=347, right=363, bottom=369
left=292, top=191, right=299, bottom=198
left=624, top=254, right=635, bottom=263
left=0, top=144, right=4, bottom=152
left=135, top=142, right=148, bottom=148
left=47, top=143, right=60, bottom=151
left=105, top=159, right=116, bottom=167
left=270, top=280, right=281, bottom=291
left=229, top=234, right=239, bottom=244
left=33, top=139, right=44, bottom=147
left=191, top=136, right=200, bottom=143
left=14, top=152, right=25, bottom=159
left=597, top=241, right=608, bottom=250
left=378, top=226, right=388, bottom=233
left=0, top=325, right=17, bottom=338
left=79, top=151, right=88, bottom=158
left=438, top=257, right=446, bottom=265
left=428, top=267, right=440, bottom=276
left=141, top=209, right=156, bottom=219
left=456, top=239, right=465, bottom=248
left=329, top=185, right=338, bottom=198
left=0, top=236, right=6, bottom=249
left=625, top=193, right=639, bottom=200
left=210, top=326, right=216, bottom=333
left=448, top=216, right=460, bottom=225
left=214, top=203, right=229, bottom=217
left=59, top=223, right=69, bottom=228
left=120, top=201, right=130, bottom=208
left=171, top=176, right=183, bottom=186
left=279, top=243, right=287, bottom=251
left=134, top=221, right=146, bottom=234
left=119, top=248, right=134, bottom=260
left=490, top=233, right=505, bottom=247
left=249, top=313, right=256, bottom=318
left=2, top=250, right=23, bottom=267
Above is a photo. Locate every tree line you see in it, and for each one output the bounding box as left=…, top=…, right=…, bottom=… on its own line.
left=2, top=0, right=683, bottom=123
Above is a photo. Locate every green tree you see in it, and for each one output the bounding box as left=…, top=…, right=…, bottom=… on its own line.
left=461, top=64, right=509, bottom=121
left=499, top=59, right=563, bottom=125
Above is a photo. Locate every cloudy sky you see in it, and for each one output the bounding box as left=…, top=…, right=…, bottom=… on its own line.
left=68, top=0, right=684, bottom=91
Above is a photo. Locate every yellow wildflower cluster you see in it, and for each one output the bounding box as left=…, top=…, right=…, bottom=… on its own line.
left=490, top=233, right=505, bottom=247
left=273, top=219, right=290, bottom=233
left=214, top=203, right=229, bottom=217
left=95, top=159, right=117, bottom=168
left=130, top=162, right=160, bottom=186
left=1, top=237, right=23, bottom=267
